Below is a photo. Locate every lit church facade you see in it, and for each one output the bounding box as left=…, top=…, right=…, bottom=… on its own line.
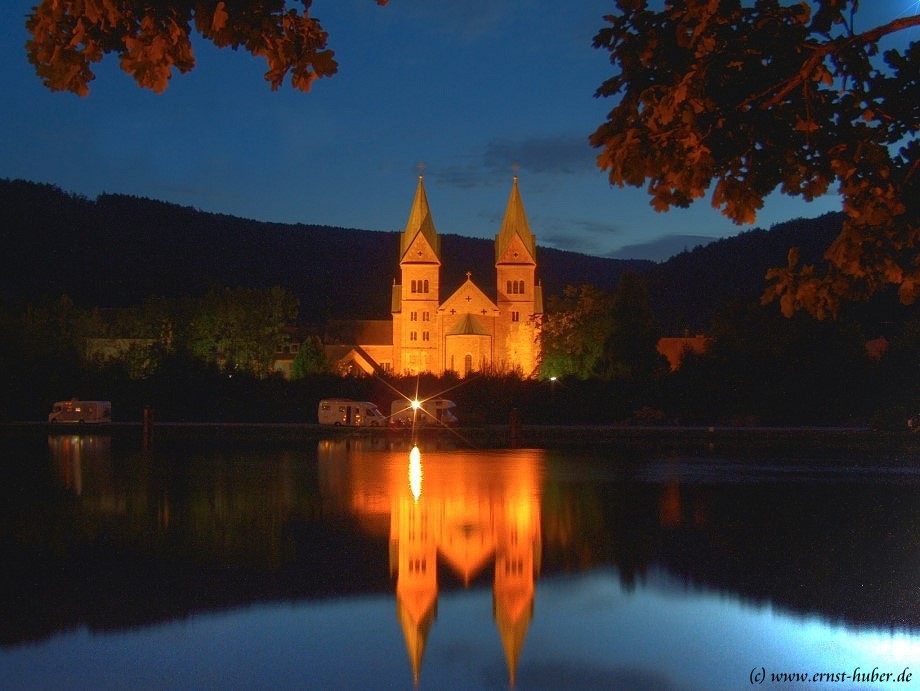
left=388, top=175, right=543, bottom=377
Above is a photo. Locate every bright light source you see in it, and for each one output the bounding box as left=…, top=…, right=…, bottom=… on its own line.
left=409, top=446, right=422, bottom=501
left=411, top=399, right=421, bottom=410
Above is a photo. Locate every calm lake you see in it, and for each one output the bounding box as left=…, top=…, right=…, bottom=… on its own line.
left=1, top=426, right=919, bottom=689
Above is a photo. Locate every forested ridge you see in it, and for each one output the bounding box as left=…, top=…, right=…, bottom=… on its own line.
left=1, top=178, right=856, bottom=333
left=0, top=179, right=646, bottom=321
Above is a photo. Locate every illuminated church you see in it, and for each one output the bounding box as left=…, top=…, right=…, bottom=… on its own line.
left=391, top=174, right=542, bottom=377
left=321, top=176, right=543, bottom=378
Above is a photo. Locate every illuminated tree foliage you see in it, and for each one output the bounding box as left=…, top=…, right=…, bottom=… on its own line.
left=591, top=0, right=919, bottom=318
left=186, top=285, right=299, bottom=375
left=291, top=335, right=329, bottom=378
left=26, top=0, right=388, bottom=95
left=539, top=284, right=614, bottom=380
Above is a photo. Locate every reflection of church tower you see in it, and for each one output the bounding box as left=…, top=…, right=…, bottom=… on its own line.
left=392, top=495, right=438, bottom=685
left=392, top=176, right=442, bottom=375
left=494, top=488, right=542, bottom=686
left=495, top=176, right=541, bottom=376
left=319, top=441, right=544, bottom=686
left=390, top=450, right=542, bottom=686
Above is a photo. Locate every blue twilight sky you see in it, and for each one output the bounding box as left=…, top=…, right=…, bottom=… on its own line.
left=0, top=1, right=915, bottom=261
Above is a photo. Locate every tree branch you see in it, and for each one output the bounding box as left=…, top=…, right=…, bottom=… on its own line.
left=742, top=13, right=920, bottom=110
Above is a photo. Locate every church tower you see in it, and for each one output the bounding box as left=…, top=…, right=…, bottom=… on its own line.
left=495, top=176, right=542, bottom=375
left=392, top=176, right=442, bottom=375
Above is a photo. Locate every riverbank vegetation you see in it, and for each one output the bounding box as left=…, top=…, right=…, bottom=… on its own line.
left=2, top=284, right=917, bottom=429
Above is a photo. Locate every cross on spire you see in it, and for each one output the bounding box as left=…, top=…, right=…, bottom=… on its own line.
left=416, top=161, right=426, bottom=179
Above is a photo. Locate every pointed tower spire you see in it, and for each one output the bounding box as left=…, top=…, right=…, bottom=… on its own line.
left=397, top=596, right=437, bottom=685
left=495, top=176, right=536, bottom=263
left=401, top=175, right=441, bottom=260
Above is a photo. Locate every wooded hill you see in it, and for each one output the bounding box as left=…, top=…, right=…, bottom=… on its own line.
left=0, top=179, right=645, bottom=322
left=1, top=177, right=894, bottom=335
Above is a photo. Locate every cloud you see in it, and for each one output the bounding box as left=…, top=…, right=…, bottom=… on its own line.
left=428, top=132, right=596, bottom=190
left=535, top=214, right=625, bottom=252
left=541, top=232, right=600, bottom=254
left=606, top=234, right=719, bottom=262
left=482, top=133, right=595, bottom=176
left=570, top=217, right=625, bottom=237
left=430, top=164, right=491, bottom=190
left=398, top=0, right=508, bottom=40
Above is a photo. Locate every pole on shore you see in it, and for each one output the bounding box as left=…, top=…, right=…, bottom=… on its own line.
left=142, top=405, right=154, bottom=449
left=509, top=408, right=521, bottom=449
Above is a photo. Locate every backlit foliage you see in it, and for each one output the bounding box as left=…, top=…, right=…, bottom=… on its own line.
left=26, top=0, right=388, bottom=95
left=591, top=0, right=919, bottom=317
left=539, top=284, right=614, bottom=379
left=186, top=285, right=299, bottom=375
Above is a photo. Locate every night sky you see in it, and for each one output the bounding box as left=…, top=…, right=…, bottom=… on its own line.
left=1, top=1, right=913, bottom=260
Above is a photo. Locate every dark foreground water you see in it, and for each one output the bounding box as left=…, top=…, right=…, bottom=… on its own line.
left=1, top=427, right=919, bottom=689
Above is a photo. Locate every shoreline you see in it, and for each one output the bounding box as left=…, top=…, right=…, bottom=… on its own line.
left=4, top=420, right=914, bottom=453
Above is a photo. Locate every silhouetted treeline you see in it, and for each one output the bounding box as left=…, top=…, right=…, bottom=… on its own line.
left=2, top=329, right=917, bottom=427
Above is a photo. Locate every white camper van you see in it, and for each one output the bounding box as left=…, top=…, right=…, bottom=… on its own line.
left=390, top=398, right=458, bottom=427
left=317, top=399, right=386, bottom=427
left=48, top=399, right=112, bottom=424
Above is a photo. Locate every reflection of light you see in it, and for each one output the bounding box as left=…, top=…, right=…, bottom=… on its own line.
left=409, top=446, right=422, bottom=501
left=852, top=631, right=920, bottom=660
left=411, top=399, right=421, bottom=410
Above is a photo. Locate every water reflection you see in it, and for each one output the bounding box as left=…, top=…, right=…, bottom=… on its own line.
left=37, top=433, right=546, bottom=684
left=45, top=432, right=317, bottom=570
left=317, top=438, right=544, bottom=685
left=49, top=433, right=112, bottom=497
left=33, top=434, right=920, bottom=640
left=3, top=430, right=920, bottom=687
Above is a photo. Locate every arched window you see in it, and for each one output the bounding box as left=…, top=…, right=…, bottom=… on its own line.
left=507, top=280, right=512, bottom=295
left=423, top=279, right=429, bottom=293
left=410, top=279, right=417, bottom=293
left=464, top=354, right=473, bottom=375
left=518, top=280, right=525, bottom=294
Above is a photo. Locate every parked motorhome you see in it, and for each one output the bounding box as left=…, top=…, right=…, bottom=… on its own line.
left=317, top=399, right=386, bottom=427
left=48, top=400, right=112, bottom=424
left=390, top=398, right=458, bottom=427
